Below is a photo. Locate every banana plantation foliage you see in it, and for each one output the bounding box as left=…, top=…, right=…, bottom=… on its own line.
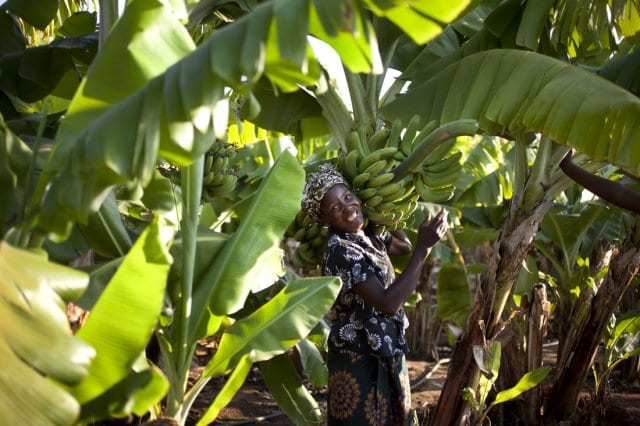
left=1, top=0, right=639, bottom=425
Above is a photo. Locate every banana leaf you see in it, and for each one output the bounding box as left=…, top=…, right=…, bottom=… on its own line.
left=259, top=352, right=323, bottom=425
left=191, top=151, right=304, bottom=332
left=436, top=263, right=472, bottom=327
left=0, top=117, right=32, bottom=237
left=2, top=0, right=58, bottom=30
left=0, top=241, right=94, bottom=425
left=197, top=351, right=256, bottom=425
left=382, top=49, right=640, bottom=176
left=68, top=218, right=172, bottom=419
left=201, top=275, right=340, bottom=377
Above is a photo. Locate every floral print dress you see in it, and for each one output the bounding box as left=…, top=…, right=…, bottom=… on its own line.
left=323, top=227, right=417, bottom=426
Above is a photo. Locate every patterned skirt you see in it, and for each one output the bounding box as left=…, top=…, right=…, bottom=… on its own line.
left=326, top=351, right=418, bottom=426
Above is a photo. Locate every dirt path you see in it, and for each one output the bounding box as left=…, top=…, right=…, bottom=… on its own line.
left=187, top=339, right=640, bottom=426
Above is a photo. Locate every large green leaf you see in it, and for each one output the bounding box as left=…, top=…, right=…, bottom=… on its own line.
left=436, top=263, right=472, bottom=327
left=0, top=117, right=32, bottom=237
left=191, top=151, right=304, bottom=328
left=366, top=0, right=471, bottom=45
left=3, top=0, right=58, bottom=30
left=197, top=351, right=256, bottom=425
left=0, top=241, right=94, bottom=425
left=202, top=275, right=341, bottom=377
left=0, top=34, right=98, bottom=103
left=259, top=352, right=323, bottom=425
left=26, top=0, right=478, bottom=240
left=69, top=218, right=172, bottom=414
left=538, top=203, right=607, bottom=271
left=382, top=49, right=640, bottom=176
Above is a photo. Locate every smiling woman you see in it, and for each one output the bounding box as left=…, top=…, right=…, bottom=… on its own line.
left=301, top=163, right=448, bottom=425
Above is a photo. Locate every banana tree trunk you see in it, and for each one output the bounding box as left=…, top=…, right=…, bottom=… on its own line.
left=545, top=227, right=640, bottom=421
left=429, top=200, right=553, bottom=426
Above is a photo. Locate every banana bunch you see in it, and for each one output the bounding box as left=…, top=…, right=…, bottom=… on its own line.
left=203, top=140, right=238, bottom=198
left=390, top=115, right=463, bottom=204
left=336, top=122, right=418, bottom=232
left=413, top=138, right=462, bottom=203
left=158, top=140, right=239, bottom=199
left=286, top=210, right=327, bottom=268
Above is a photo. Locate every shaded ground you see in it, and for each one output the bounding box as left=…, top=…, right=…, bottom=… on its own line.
left=187, top=340, right=640, bottom=426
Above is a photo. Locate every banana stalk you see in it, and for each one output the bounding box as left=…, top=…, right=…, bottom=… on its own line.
left=391, top=119, right=479, bottom=182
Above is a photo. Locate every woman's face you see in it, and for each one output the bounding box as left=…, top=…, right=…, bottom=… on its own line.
left=320, top=183, right=364, bottom=233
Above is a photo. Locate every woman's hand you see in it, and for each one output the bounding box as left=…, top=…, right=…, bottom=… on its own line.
left=416, top=209, right=448, bottom=250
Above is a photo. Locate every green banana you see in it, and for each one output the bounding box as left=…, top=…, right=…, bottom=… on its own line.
left=352, top=172, right=371, bottom=188
left=381, top=185, right=408, bottom=203
left=423, top=138, right=457, bottom=166
left=357, top=187, right=378, bottom=199
left=362, top=205, right=389, bottom=223
left=400, top=115, right=421, bottom=156
left=205, top=154, right=214, bottom=171
left=422, top=168, right=460, bottom=189
left=343, top=149, right=360, bottom=180
left=203, top=171, right=215, bottom=185
left=413, top=119, right=439, bottom=148
left=367, top=172, right=395, bottom=188
left=386, top=118, right=403, bottom=150
left=294, top=228, right=307, bottom=242
left=376, top=182, right=404, bottom=198
left=344, top=130, right=361, bottom=152
left=414, top=175, right=454, bottom=203
left=305, top=225, right=320, bottom=240
left=358, top=147, right=398, bottom=173
left=363, top=159, right=387, bottom=176
left=368, top=127, right=391, bottom=151
left=424, top=151, right=462, bottom=174
left=364, top=195, right=384, bottom=207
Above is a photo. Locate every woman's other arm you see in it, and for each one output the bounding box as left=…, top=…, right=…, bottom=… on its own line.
left=560, top=150, right=640, bottom=214
left=354, top=209, right=448, bottom=316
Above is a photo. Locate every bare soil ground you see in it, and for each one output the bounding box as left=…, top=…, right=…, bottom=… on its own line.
left=186, top=339, right=640, bottom=426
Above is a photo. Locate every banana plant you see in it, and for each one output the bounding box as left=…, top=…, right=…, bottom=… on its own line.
left=378, top=0, right=640, bottom=423
left=2, top=0, right=478, bottom=423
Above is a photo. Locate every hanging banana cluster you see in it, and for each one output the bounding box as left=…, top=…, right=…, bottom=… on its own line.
left=336, top=122, right=419, bottom=232
left=202, top=140, right=238, bottom=198
left=413, top=138, right=462, bottom=203
left=159, top=140, right=239, bottom=199
left=285, top=210, right=327, bottom=268
left=388, top=114, right=463, bottom=205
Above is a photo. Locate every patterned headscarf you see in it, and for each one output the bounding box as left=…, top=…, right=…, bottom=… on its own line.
left=301, top=163, right=349, bottom=223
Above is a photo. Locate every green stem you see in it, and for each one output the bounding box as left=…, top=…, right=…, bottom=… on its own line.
left=98, top=0, right=119, bottom=48
left=344, top=66, right=371, bottom=126
left=316, top=84, right=354, bottom=151
left=165, top=154, right=204, bottom=416
left=523, top=135, right=553, bottom=210
left=508, top=137, right=529, bottom=222
left=391, top=119, right=479, bottom=182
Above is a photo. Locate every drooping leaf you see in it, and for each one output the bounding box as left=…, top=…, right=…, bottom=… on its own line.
left=259, top=352, right=323, bottom=425
left=192, top=151, right=304, bottom=327
left=0, top=241, right=94, bottom=425
left=69, top=218, right=173, bottom=412
left=202, top=275, right=341, bottom=377
left=382, top=49, right=640, bottom=176
left=197, top=351, right=256, bottom=425
left=296, top=338, right=329, bottom=388
left=79, top=366, right=168, bottom=421
left=3, top=0, right=58, bottom=30
left=492, top=366, right=551, bottom=405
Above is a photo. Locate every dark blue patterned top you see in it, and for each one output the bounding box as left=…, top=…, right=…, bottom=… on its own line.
left=323, top=227, right=409, bottom=358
